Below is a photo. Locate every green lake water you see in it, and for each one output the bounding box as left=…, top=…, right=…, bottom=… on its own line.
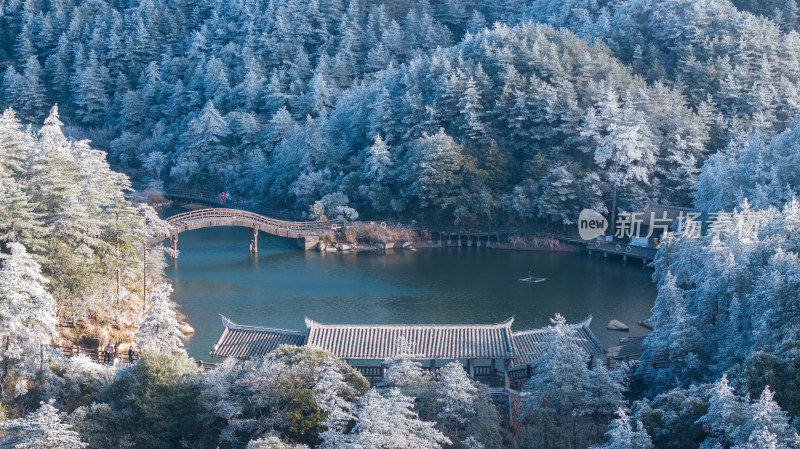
left=163, top=223, right=657, bottom=361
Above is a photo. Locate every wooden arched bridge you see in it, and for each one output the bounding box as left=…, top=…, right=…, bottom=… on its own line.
left=146, top=208, right=340, bottom=254
left=146, top=189, right=657, bottom=262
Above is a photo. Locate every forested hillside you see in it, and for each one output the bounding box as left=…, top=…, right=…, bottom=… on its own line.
left=524, top=0, right=800, bottom=145
left=0, top=0, right=734, bottom=224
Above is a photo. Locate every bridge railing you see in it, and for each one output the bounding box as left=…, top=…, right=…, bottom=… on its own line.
left=165, top=208, right=340, bottom=234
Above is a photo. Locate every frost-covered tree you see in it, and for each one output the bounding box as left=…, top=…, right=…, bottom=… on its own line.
left=650, top=199, right=800, bottom=416
left=435, top=362, right=477, bottom=433
left=525, top=0, right=800, bottom=144
left=359, top=134, right=393, bottom=212
left=172, top=101, right=230, bottom=186
left=521, top=314, right=626, bottom=447
left=142, top=151, right=168, bottom=183
left=590, top=92, right=656, bottom=233
left=84, top=351, right=203, bottom=448
left=0, top=399, right=87, bottom=448
left=404, top=128, right=466, bottom=216
left=28, top=105, right=77, bottom=213
left=694, top=120, right=800, bottom=212
left=314, top=356, right=357, bottom=449
left=71, top=52, right=110, bottom=126
left=0, top=242, right=58, bottom=397
left=593, top=408, right=653, bottom=449
left=0, top=173, right=45, bottom=249
left=379, top=334, right=431, bottom=392
left=743, top=386, right=799, bottom=447
left=345, top=388, right=451, bottom=449
left=3, top=56, right=47, bottom=124
left=592, top=408, right=653, bottom=449
left=135, top=283, right=185, bottom=355
left=247, top=436, right=310, bottom=449
left=320, top=192, right=359, bottom=221
left=698, top=379, right=800, bottom=449
left=200, top=346, right=367, bottom=447
left=639, top=271, right=704, bottom=389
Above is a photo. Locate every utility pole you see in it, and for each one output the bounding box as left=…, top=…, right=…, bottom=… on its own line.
left=115, top=213, right=120, bottom=325
left=610, top=181, right=618, bottom=239
left=142, top=241, right=147, bottom=313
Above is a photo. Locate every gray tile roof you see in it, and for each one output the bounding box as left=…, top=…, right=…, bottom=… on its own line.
left=303, top=317, right=516, bottom=360
left=209, top=316, right=603, bottom=365
left=641, top=202, right=695, bottom=227
left=511, top=316, right=603, bottom=367
left=210, top=316, right=307, bottom=359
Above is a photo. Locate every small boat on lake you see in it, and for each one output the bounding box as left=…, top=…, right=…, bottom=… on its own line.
left=519, top=270, right=547, bottom=283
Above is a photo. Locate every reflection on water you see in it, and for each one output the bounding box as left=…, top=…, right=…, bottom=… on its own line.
left=164, top=224, right=657, bottom=361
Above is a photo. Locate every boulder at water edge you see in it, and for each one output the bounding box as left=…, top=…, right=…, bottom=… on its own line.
left=180, top=322, right=195, bottom=335
left=607, top=319, right=629, bottom=331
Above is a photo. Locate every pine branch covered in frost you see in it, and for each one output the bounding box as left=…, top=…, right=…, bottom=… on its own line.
left=0, top=399, right=87, bottom=448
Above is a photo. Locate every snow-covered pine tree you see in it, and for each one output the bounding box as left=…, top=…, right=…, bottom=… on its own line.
left=3, top=56, right=48, bottom=124
left=314, top=356, right=357, bottom=449
left=591, top=407, right=653, bottom=449
left=0, top=108, right=33, bottom=179
left=743, top=386, right=800, bottom=447
left=173, top=101, right=230, bottom=186
left=345, top=388, right=451, bottom=449
left=639, top=271, right=704, bottom=389
left=246, top=436, right=310, bottom=449
left=28, top=105, right=78, bottom=215
left=698, top=375, right=752, bottom=447
left=435, top=362, right=478, bottom=433
left=363, top=134, right=392, bottom=184
left=592, top=91, right=656, bottom=232
left=0, top=172, right=45, bottom=250
left=135, top=283, right=185, bottom=354
left=379, top=334, right=433, bottom=398
left=0, top=399, right=87, bottom=448
left=404, top=128, right=465, bottom=215
left=71, top=51, right=111, bottom=126
left=0, top=242, right=58, bottom=397
left=521, top=314, right=626, bottom=447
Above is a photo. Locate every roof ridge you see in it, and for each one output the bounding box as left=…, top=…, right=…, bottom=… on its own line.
left=221, top=315, right=305, bottom=335
left=303, top=316, right=515, bottom=330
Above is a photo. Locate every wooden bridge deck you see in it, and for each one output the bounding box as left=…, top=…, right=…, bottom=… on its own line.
left=146, top=207, right=340, bottom=246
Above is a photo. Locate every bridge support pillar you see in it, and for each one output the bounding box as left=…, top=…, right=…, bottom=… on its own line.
left=250, top=228, right=258, bottom=254
left=298, top=235, right=319, bottom=250
left=169, top=234, right=178, bottom=255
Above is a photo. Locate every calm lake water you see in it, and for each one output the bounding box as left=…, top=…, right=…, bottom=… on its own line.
left=163, top=222, right=658, bottom=361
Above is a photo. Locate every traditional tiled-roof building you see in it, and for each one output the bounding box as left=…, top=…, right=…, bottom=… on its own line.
left=210, top=315, right=603, bottom=387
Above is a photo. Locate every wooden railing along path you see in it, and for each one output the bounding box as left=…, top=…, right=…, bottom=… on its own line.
left=54, top=344, right=218, bottom=370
